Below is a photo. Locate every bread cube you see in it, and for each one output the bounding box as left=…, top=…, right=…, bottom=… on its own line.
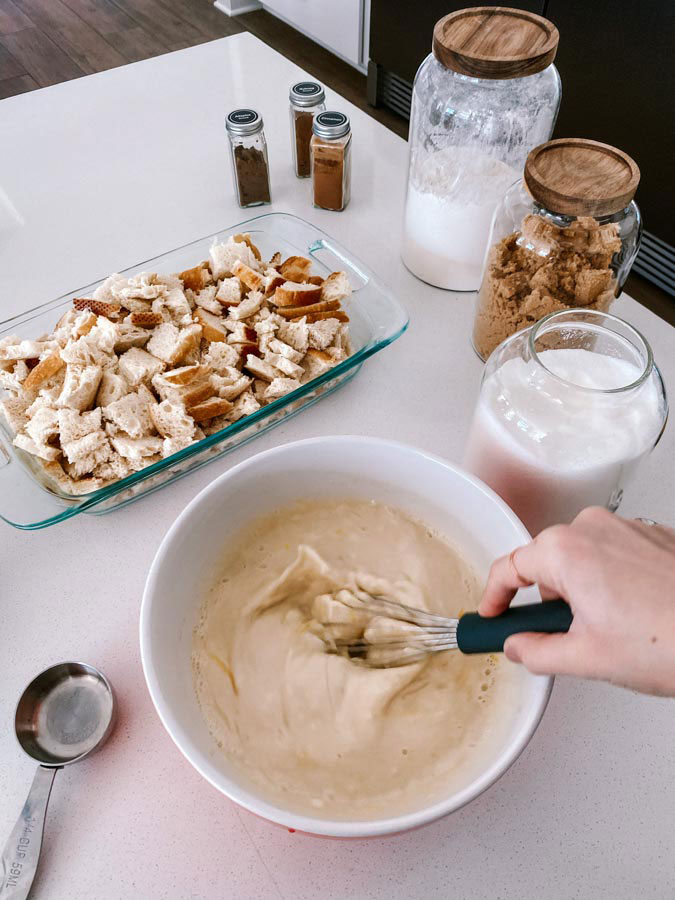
left=57, top=364, right=103, bottom=410
left=118, top=347, right=164, bottom=387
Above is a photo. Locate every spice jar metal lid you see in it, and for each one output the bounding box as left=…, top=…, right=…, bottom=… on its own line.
left=290, top=81, right=326, bottom=107
left=433, top=7, right=559, bottom=79
left=524, top=138, right=641, bottom=217
left=313, top=111, right=350, bottom=139
left=226, top=108, right=264, bottom=136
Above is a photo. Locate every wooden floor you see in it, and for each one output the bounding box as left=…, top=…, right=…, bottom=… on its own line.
left=0, top=0, right=670, bottom=322
left=0, top=0, right=406, bottom=133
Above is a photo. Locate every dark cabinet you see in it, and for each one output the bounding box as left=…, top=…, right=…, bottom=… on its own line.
left=369, top=1, right=544, bottom=87
left=368, top=1, right=674, bottom=294
left=547, top=0, right=674, bottom=292
left=368, top=1, right=544, bottom=117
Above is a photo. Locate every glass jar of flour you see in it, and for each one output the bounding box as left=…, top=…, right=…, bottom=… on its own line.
left=402, top=7, right=561, bottom=292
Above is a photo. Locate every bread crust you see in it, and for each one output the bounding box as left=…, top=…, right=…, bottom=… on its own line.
left=280, top=256, right=312, bottom=279
left=293, top=310, right=349, bottom=323
left=73, top=298, right=121, bottom=318
left=273, top=281, right=323, bottom=307
left=277, top=299, right=341, bottom=318
left=194, top=308, right=227, bottom=342
left=187, top=396, right=233, bottom=422
left=22, top=352, right=64, bottom=393
left=231, top=260, right=265, bottom=293
left=163, top=364, right=210, bottom=386
left=130, top=311, right=164, bottom=327
left=179, top=262, right=209, bottom=292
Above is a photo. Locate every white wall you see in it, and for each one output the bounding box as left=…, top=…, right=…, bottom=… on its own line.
left=215, top=0, right=369, bottom=72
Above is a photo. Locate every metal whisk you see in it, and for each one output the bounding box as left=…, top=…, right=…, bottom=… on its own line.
left=321, top=592, right=573, bottom=668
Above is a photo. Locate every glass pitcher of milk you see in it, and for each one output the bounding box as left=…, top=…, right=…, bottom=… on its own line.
left=464, top=310, right=668, bottom=535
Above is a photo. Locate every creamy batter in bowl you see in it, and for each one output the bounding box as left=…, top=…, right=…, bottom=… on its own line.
left=141, top=436, right=552, bottom=837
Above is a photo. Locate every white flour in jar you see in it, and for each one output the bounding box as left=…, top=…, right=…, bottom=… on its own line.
left=402, top=147, right=518, bottom=292
left=463, top=348, right=665, bottom=535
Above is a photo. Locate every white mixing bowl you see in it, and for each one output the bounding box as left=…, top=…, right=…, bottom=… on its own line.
left=140, top=436, right=551, bottom=837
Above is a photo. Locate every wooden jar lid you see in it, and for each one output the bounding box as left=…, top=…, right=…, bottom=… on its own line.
left=524, top=139, right=640, bottom=216
left=432, top=7, right=559, bottom=79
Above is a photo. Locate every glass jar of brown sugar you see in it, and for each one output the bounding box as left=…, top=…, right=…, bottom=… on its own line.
left=289, top=81, right=326, bottom=178
left=226, top=108, right=271, bottom=208
left=311, top=112, right=351, bottom=212
left=472, top=139, right=642, bottom=361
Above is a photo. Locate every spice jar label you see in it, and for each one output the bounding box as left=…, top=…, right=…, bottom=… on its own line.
left=228, top=109, right=258, bottom=126
left=317, top=112, right=347, bottom=128
left=294, top=82, right=322, bottom=97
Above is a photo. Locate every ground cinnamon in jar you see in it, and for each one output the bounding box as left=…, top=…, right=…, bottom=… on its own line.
left=311, top=112, right=351, bottom=212
left=289, top=82, right=325, bottom=179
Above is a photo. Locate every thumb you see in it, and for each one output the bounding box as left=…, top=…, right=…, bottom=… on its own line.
left=504, top=631, right=591, bottom=678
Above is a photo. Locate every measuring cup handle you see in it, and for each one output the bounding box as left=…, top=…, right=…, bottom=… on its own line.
left=1, top=765, right=58, bottom=900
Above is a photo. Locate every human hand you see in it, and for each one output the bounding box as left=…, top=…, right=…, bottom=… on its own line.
left=479, top=507, right=675, bottom=696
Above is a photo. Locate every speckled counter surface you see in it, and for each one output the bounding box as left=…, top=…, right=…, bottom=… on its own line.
left=0, top=33, right=673, bottom=900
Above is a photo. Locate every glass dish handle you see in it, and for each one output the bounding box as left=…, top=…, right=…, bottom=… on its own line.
left=307, top=239, right=369, bottom=291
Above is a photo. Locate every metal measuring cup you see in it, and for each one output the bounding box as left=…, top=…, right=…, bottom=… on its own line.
left=1, top=662, right=115, bottom=899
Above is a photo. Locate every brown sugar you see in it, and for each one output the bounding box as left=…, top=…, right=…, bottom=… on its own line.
left=233, top=145, right=270, bottom=206
left=293, top=110, right=314, bottom=177
left=473, top=214, right=621, bottom=360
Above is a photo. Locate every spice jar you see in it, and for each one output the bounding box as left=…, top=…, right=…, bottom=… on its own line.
left=402, top=7, right=561, bottom=291
left=472, top=138, right=642, bottom=361
left=226, top=108, right=271, bottom=208
left=311, top=112, right=351, bottom=212
left=289, top=81, right=326, bottom=178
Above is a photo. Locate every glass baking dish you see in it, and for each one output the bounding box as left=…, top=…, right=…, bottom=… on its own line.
left=0, top=212, right=408, bottom=530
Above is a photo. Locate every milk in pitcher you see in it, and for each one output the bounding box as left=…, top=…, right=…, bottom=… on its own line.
left=464, top=347, right=665, bottom=535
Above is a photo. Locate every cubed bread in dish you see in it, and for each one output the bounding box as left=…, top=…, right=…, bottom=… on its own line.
left=0, top=232, right=352, bottom=494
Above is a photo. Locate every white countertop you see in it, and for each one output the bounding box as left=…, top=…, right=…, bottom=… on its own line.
left=1, top=33, right=674, bottom=900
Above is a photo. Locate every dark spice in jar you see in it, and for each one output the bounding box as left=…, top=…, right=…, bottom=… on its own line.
left=289, top=82, right=325, bottom=179
left=293, top=110, right=314, bottom=177
left=234, top=145, right=270, bottom=206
